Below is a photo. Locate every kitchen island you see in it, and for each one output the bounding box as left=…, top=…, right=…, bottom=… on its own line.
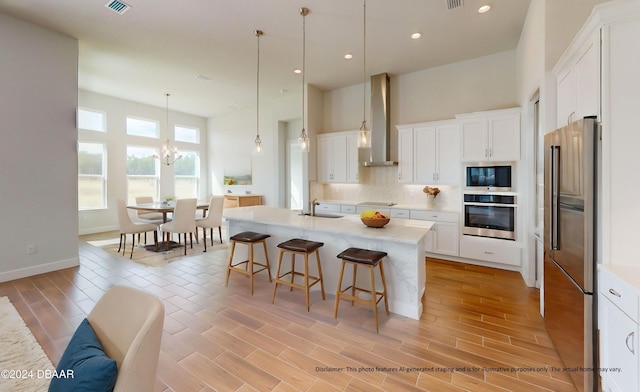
left=222, top=206, right=433, bottom=319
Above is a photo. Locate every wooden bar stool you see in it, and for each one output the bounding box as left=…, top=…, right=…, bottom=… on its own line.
left=226, top=231, right=272, bottom=295
left=334, top=247, right=389, bottom=333
left=272, top=238, right=326, bottom=311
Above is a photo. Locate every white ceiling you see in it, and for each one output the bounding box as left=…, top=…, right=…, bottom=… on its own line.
left=0, top=0, right=531, bottom=118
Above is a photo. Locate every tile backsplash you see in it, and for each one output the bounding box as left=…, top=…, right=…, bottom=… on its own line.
left=311, top=166, right=460, bottom=210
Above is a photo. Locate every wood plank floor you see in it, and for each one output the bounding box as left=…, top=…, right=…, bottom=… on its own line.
left=0, top=233, right=577, bottom=391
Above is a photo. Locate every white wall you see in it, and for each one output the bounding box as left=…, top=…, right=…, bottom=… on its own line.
left=323, top=50, right=518, bottom=162
left=208, top=82, right=324, bottom=209
left=78, top=90, right=208, bottom=234
left=0, top=12, right=79, bottom=282
left=516, top=0, right=546, bottom=289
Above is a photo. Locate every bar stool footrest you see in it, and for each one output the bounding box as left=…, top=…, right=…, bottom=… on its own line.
left=337, top=285, right=386, bottom=305
left=275, top=271, right=323, bottom=290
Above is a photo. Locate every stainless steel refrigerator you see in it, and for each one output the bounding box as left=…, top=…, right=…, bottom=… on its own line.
left=544, top=117, right=599, bottom=392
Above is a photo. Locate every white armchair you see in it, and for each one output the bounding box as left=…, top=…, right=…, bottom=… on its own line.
left=88, top=286, right=164, bottom=392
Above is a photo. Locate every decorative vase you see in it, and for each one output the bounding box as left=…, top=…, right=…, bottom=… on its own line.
left=427, top=195, right=436, bottom=208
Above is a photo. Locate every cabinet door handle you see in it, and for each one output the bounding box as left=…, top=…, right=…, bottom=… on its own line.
left=626, top=332, right=635, bottom=354
left=484, top=251, right=494, bottom=255
left=609, top=288, right=622, bottom=297
left=485, top=148, right=488, bottom=157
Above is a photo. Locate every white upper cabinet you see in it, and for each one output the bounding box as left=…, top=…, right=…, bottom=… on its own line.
left=555, top=31, right=600, bottom=127
left=317, top=131, right=358, bottom=184
left=458, top=108, right=521, bottom=162
left=345, top=133, right=360, bottom=183
left=397, top=127, right=414, bottom=183
left=397, top=120, right=461, bottom=185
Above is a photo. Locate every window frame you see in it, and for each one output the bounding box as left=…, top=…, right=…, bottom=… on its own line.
left=173, top=150, right=200, bottom=199
left=78, top=107, right=107, bottom=133
left=125, top=145, right=160, bottom=204
left=174, top=124, right=200, bottom=144
left=78, top=142, right=108, bottom=211
left=126, top=116, right=160, bottom=139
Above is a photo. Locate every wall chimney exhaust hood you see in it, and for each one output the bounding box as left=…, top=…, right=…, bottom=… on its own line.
left=359, top=73, right=397, bottom=166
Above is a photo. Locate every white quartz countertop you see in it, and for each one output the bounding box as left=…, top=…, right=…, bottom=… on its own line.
left=600, top=263, right=640, bottom=293
left=223, top=206, right=433, bottom=245
left=317, top=199, right=457, bottom=212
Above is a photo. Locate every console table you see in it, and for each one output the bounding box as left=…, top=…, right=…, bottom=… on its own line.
left=224, top=194, right=262, bottom=208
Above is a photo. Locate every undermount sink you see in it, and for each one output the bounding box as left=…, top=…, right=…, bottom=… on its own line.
left=300, top=213, right=343, bottom=219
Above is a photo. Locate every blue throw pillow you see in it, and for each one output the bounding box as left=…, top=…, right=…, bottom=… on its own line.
left=48, top=318, right=118, bottom=392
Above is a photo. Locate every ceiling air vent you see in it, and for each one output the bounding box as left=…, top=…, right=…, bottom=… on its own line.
left=447, top=0, right=463, bottom=10
left=105, top=0, right=131, bottom=15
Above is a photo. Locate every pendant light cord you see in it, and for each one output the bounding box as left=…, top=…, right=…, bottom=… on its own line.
left=362, top=0, right=366, bottom=126
left=302, top=8, right=306, bottom=131
left=256, top=30, right=261, bottom=139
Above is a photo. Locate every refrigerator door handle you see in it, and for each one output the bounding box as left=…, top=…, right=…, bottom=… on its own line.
left=550, top=145, right=560, bottom=250
left=626, top=332, right=635, bottom=354
left=609, top=288, right=622, bottom=297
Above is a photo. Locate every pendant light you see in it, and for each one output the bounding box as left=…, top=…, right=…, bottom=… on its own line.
left=154, top=93, right=182, bottom=165
left=253, top=30, right=264, bottom=155
left=357, top=0, right=371, bottom=149
left=298, top=7, right=310, bottom=152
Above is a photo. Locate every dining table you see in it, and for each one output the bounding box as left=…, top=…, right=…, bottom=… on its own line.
left=127, top=200, right=210, bottom=223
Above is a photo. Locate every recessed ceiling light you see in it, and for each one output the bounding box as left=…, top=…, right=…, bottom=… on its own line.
left=294, top=69, right=302, bottom=74
left=478, top=4, right=492, bottom=13
left=411, top=32, right=422, bottom=40
left=344, top=53, right=353, bottom=60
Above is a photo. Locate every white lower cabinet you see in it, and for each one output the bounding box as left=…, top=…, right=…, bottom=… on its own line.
left=598, top=266, right=639, bottom=392
left=410, top=210, right=459, bottom=257
left=459, top=235, right=521, bottom=266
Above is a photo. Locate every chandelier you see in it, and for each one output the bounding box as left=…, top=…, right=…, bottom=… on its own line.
left=155, top=93, right=182, bottom=165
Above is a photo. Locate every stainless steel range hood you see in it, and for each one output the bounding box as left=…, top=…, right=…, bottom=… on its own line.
left=360, top=73, right=397, bottom=166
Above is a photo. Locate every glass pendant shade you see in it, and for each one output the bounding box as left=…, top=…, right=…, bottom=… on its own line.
left=357, top=120, right=371, bottom=148
left=298, top=128, right=310, bottom=152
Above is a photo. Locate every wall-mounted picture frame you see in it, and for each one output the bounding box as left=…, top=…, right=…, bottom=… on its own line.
left=224, top=159, right=252, bottom=185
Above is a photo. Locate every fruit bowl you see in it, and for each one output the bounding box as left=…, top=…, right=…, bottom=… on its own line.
left=361, top=217, right=390, bottom=228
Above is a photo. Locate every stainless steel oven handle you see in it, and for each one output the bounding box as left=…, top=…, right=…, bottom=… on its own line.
left=550, top=145, right=560, bottom=250
left=463, top=202, right=516, bottom=208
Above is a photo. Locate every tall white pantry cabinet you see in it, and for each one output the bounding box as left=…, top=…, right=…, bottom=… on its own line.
left=552, top=1, right=640, bottom=390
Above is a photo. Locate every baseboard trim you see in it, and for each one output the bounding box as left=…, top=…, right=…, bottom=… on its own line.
left=0, top=257, right=79, bottom=283
left=79, top=225, right=118, bottom=236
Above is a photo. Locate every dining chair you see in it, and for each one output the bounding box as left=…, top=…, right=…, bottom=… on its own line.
left=195, top=196, right=224, bottom=252
left=116, top=199, right=158, bottom=258
left=134, top=196, right=163, bottom=244
left=135, top=196, right=164, bottom=221
left=159, top=198, right=197, bottom=255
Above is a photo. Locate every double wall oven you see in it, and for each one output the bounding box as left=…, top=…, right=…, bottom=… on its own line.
left=463, top=165, right=516, bottom=241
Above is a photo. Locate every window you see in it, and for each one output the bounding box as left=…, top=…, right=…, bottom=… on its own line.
left=175, top=125, right=200, bottom=143
left=78, top=142, right=107, bottom=210
left=126, top=117, right=159, bottom=138
left=174, top=151, right=200, bottom=199
left=78, top=108, right=106, bottom=132
left=126, top=146, right=159, bottom=204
